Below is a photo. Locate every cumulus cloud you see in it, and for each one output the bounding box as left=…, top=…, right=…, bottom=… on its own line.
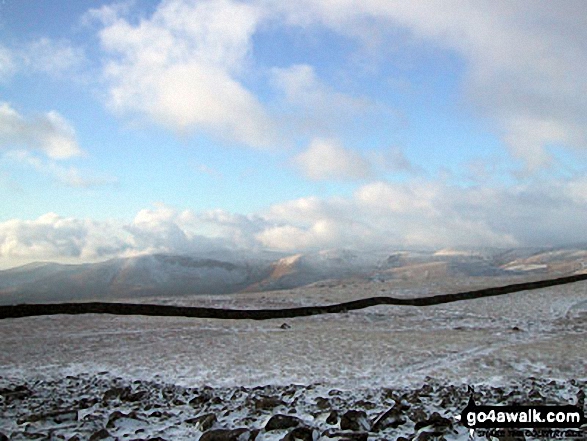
left=272, top=0, right=587, bottom=170
left=93, top=0, right=278, bottom=148
left=0, top=206, right=223, bottom=266
left=3, top=176, right=587, bottom=266
left=0, top=213, right=131, bottom=264
left=0, top=102, right=82, bottom=159
left=256, top=179, right=587, bottom=251
left=293, top=138, right=372, bottom=180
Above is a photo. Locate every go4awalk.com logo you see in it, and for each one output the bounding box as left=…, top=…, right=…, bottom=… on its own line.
left=457, top=395, right=586, bottom=439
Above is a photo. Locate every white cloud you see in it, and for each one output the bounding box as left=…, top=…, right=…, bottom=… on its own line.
left=2, top=176, right=587, bottom=266
left=4, top=150, right=116, bottom=188
left=270, top=64, right=375, bottom=135
left=81, top=0, right=135, bottom=27
left=123, top=204, right=255, bottom=255
left=0, top=102, right=82, bottom=159
left=20, top=38, right=85, bottom=77
left=0, top=213, right=131, bottom=264
left=368, top=147, right=421, bottom=175
left=0, top=38, right=85, bottom=80
left=273, top=0, right=587, bottom=170
left=256, top=178, right=587, bottom=251
left=95, top=0, right=278, bottom=148
left=0, top=45, right=16, bottom=82
left=0, top=206, right=223, bottom=266
left=293, top=138, right=372, bottom=180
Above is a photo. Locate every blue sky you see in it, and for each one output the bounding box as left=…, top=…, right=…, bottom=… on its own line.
left=1, top=0, right=587, bottom=267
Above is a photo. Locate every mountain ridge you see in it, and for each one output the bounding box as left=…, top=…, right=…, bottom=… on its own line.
left=1, top=246, right=586, bottom=305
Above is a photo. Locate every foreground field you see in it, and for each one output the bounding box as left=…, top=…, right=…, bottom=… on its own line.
left=1, top=276, right=586, bottom=439
left=1, top=374, right=585, bottom=440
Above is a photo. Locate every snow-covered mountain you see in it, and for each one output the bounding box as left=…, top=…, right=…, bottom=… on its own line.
left=1, top=246, right=586, bottom=304
left=0, top=253, right=270, bottom=304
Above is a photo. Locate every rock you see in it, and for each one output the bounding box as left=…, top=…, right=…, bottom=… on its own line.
left=576, top=389, right=585, bottom=408
left=189, top=390, right=218, bottom=408
left=354, top=399, right=375, bottom=410
left=185, top=413, right=217, bottom=431
left=78, top=397, right=99, bottom=409
left=106, top=410, right=143, bottom=428
left=413, top=412, right=453, bottom=432
left=409, top=408, right=427, bottom=422
left=0, top=384, right=31, bottom=403
left=123, top=390, right=148, bottom=402
left=282, top=426, right=316, bottom=441
left=413, top=431, right=441, bottom=441
left=102, top=386, right=126, bottom=402
left=254, top=396, right=285, bottom=410
left=265, top=414, right=302, bottom=431
left=199, top=428, right=255, bottom=441
left=18, top=408, right=78, bottom=424
left=372, top=405, right=406, bottom=431
left=322, top=429, right=368, bottom=440
left=326, top=410, right=339, bottom=425
left=315, top=397, right=330, bottom=409
left=340, top=410, right=370, bottom=431
left=89, top=428, right=111, bottom=441
left=0, top=433, right=8, bottom=441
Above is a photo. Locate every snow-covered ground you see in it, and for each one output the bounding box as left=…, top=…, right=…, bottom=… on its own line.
left=2, top=278, right=586, bottom=387
left=1, top=276, right=586, bottom=439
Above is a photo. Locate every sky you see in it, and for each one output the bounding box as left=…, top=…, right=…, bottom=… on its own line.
left=1, top=0, right=587, bottom=268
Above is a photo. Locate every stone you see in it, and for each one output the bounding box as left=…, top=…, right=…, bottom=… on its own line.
left=340, top=410, right=370, bottom=431
left=89, top=428, right=110, bottom=441
left=322, top=429, right=368, bottom=440
left=199, top=428, right=254, bottom=441
left=265, top=414, right=301, bottom=431
left=254, top=396, right=285, bottom=410
left=282, top=426, right=316, bottom=441
left=185, top=413, right=217, bottom=431
left=413, top=412, right=453, bottom=432
left=372, top=406, right=406, bottom=431
left=18, top=408, right=78, bottom=425
left=106, top=410, right=143, bottom=428
left=315, top=397, right=330, bottom=409
left=326, top=410, right=338, bottom=425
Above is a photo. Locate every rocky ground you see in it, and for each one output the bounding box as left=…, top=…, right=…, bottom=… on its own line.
left=2, top=277, right=586, bottom=440
left=0, top=373, right=585, bottom=441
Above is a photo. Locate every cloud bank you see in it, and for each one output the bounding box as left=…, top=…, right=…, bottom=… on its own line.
left=3, top=176, right=587, bottom=266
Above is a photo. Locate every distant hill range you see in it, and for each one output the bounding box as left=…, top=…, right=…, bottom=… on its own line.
left=1, top=247, right=586, bottom=304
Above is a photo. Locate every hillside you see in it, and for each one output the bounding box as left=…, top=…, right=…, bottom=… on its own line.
left=1, top=246, right=586, bottom=304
